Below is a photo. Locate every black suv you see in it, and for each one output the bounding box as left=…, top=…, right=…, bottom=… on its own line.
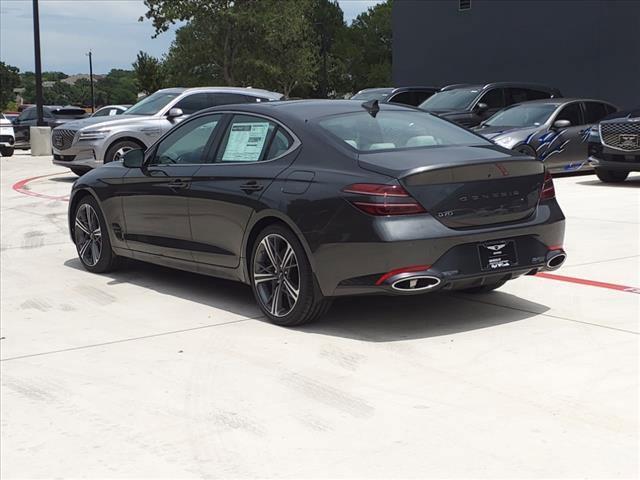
left=351, top=86, right=439, bottom=107
left=419, top=82, right=562, bottom=128
left=12, top=105, right=88, bottom=149
left=588, top=106, right=640, bottom=183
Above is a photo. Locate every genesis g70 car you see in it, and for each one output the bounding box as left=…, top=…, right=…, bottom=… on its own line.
left=69, top=100, right=566, bottom=326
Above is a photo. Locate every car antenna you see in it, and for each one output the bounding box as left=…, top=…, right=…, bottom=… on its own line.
left=361, top=99, right=380, bottom=118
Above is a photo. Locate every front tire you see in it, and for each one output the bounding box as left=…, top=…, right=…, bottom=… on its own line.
left=73, top=196, right=119, bottom=273
left=250, top=224, right=331, bottom=326
left=104, top=139, right=142, bottom=164
left=0, top=147, right=14, bottom=157
left=595, top=169, right=629, bottom=183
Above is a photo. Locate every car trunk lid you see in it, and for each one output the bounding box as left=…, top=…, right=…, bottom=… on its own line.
left=358, top=145, right=544, bottom=228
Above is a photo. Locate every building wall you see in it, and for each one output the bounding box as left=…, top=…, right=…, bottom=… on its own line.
left=393, top=0, right=640, bottom=108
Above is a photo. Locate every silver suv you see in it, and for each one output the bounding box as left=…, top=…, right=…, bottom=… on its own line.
left=52, top=87, right=283, bottom=175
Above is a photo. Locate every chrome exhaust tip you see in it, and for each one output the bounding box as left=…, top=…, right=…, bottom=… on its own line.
left=391, top=275, right=441, bottom=292
left=546, top=252, right=566, bottom=270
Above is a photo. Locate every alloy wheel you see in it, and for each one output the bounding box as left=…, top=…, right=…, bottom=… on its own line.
left=253, top=234, right=300, bottom=318
left=74, top=203, right=102, bottom=267
left=113, top=146, right=134, bottom=161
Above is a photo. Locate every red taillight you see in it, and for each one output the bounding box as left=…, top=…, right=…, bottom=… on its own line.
left=540, top=170, right=555, bottom=200
left=342, top=183, right=426, bottom=216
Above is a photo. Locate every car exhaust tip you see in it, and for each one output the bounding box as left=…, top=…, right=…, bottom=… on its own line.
left=391, top=275, right=441, bottom=292
left=546, top=252, right=566, bottom=270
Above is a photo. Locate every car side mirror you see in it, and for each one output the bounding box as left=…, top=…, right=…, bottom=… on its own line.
left=475, top=102, right=488, bottom=113
left=553, top=119, right=571, bottom=130
left=122, top=148, right=144, bottom=168
left=167, top=108, right=184, bottom=119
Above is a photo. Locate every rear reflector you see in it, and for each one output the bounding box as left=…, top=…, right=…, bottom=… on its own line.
left=540, top=170, right=555, bottom=200
left=343, top=183, right=426, bottom=216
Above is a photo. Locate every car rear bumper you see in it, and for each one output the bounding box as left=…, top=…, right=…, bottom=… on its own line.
left=311, top=202, right=565, bottom=297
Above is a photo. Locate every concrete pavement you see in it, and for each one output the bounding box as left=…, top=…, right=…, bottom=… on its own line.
left=1, top=151, right=638, bottom=478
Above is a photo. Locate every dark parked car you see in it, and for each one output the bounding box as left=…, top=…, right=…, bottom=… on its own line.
left=419, top=82, right=562, bottom=128
left=351, top=86, right=438, bottom=106
left=69, top=100, right=566, bottom=326
left=13, top=105, right=88, bottom=149
left=475, top=99, right=617, bottom=173
left=588, top=106, right=640, bottom=182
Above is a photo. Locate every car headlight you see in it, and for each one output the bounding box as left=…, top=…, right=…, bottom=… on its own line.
left=78, top=129, right=110, bottom=140
left=493, top=136, right=517, bottom=148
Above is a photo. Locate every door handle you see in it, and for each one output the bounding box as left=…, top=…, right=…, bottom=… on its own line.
left=240, top=181, right=264, bottom=194
left=167, top=179, right=189, bottom=190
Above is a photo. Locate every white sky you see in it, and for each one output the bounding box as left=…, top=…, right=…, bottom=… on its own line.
left=0, top=0, right=384, bottom=74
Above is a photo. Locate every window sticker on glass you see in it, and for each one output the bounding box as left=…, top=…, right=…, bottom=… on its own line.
left=222, top=122, right=270, bottom=162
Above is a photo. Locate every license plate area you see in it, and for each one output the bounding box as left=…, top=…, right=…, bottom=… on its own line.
left=478, top=239, right=518, bottom=271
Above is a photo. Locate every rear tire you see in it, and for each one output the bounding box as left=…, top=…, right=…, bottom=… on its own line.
left=250, top=224, right=331, bottom=326
left=0, top=147, right=14, bottom=157
left=595, top=169, right=629, bottom=183
left=71, top=167, right=90, bottom=177
left=104, top=139, right=143, bottom=164
left=461, top=279, right=507, bottom=294
left=73, top=195, right=119, bottom=273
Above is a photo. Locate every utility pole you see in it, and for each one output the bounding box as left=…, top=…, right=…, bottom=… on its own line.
left=32, top=0, right=44, bottom=126
left=87, top=50, right=95, bottom=113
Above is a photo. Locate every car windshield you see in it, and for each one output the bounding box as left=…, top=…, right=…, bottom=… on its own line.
left=419, top=88, right=480, bottom=111
left=351, top=91, right=392, bottom=101
left=125, top=91, right=181, bottom=116
left=484, top=104, right=557, bottom=127
left=317, top=110, right=492, bottom=152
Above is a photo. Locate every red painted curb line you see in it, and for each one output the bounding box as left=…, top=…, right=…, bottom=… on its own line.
left=12, top=173, right=70, bottom=201
left=536, top=272, right=640, bottom=294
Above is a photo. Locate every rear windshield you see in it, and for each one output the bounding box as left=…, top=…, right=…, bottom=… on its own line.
left=419, top=88, right=480, bottom=111
left=317, top=110, right=492, bottom=152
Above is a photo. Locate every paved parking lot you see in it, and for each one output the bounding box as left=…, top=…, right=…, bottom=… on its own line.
left=1, top=151, right=638, bottom=478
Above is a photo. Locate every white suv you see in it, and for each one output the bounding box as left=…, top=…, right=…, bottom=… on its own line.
left=52, top=87, right=283, bottom=175
left=0, top=113, right=15, bottom=157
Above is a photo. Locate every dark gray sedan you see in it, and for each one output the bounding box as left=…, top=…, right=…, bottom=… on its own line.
left=475, top=99, right=617, bottom=173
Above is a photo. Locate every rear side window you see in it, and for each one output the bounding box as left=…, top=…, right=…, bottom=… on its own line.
left=556, top=103, right=583, bottom=126
left=479, top=88, right=505, bottom=108
left=318, top=110, right=491, bottom=152
left=211, top=93, right=250, bottom=106
left=526, top=89, right=553, bottom=100
left=265, top=129, right=293, bottom=160
left=174, top=93, right=211, bottom=115
left=216, top=114, right=277, bottom=163
left=388, top=92, right=415, bottom=106
left=583, top=102, right=612, bottom=124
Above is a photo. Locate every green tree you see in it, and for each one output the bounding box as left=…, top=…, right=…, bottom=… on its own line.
left=345, top=0, right=393, bottom=93
left=250, top=0, right=319, bottom=97
left=309, top=0, right=348, bottom=98
left=96, top=69, right=139, bottom=105
left=0, top=62, right=21, bottom=109
left=133, top=51, right=163, bottom=94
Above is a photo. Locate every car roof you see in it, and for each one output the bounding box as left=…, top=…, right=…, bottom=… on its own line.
left=199, top=99, right=414, bottom=122
left=358, top=86, right=438, bottom=94
left=513, top=98, right=616, bottom=107
left=156, top=86, right=283, bottom=100
left=441, top=82, right=559, bottom=93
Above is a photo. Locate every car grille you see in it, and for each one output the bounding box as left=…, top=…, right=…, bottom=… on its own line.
left=600, top=121, right=640, bottom=151
left=51, top=129, right=76, bottom=150
left=0, top=135, right=14, bottom=144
